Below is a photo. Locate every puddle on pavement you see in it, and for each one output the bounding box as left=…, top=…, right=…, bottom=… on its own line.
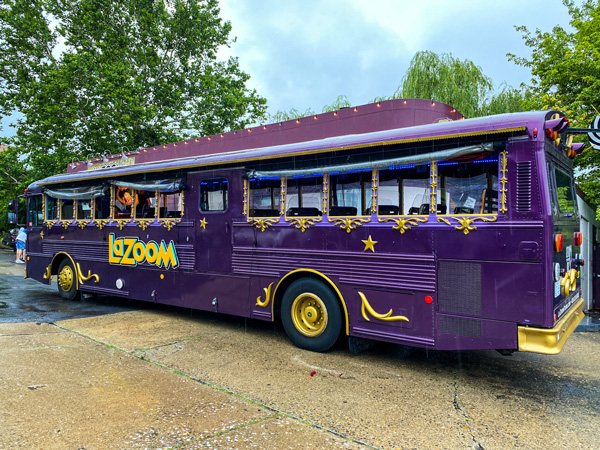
left=0, top=275, right=139, bottom=323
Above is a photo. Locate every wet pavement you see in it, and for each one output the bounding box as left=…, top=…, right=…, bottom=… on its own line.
left=1, top=248, right=599, bottom=449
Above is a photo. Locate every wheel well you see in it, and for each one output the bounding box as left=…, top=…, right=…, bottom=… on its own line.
left=273, top=270, right=349, bottom=335
left=50, top=253, right=73, bottom=277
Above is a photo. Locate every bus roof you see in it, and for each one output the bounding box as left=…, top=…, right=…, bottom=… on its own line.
left=32, top=106, right=554, bottom=188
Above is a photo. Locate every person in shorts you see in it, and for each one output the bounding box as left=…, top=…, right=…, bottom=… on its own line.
left=15, top=227, right=27, bottom=264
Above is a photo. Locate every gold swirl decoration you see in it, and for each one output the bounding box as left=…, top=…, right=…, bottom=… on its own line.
left=59, top=220, right=72, bottom=229
left=76, top=263, right=100, bottom=284
left=359, top=292, right=409, bottom=322
left=42, top=264, right=52, bottom=280
left=378, top=216, right=428, bottom=234
left=256, top=282, right=274, bottom=308
left=499, top=150, right=508, bottom=213
left=430, top=161, right=438, bottom=213
left=370, top=169, right=378, bottom=214
left=287, top=216, right=322, bottom=232
left=436, top=215, right=497, bottom=235
left=93, top=219, right=110, bottom=230
left=136, top=219, right=154, bottom=230
left=252, top=218, right=279, bottom=232
left=330, top=217, right=370, bottom=233
left=75, top=220, right=90, bottom=230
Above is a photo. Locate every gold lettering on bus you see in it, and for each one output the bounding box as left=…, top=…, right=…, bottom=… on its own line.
left=108, top=233, right=179, bottom=269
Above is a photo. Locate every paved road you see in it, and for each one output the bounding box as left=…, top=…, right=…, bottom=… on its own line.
left=1, top=249, right=599, bottom=449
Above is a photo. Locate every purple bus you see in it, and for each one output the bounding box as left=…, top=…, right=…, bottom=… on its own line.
left=21, top=99, right=585, bottom=355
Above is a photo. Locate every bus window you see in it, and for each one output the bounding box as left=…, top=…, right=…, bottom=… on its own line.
left=94, top=194, right=111, bottom=220
left=135, top=190, right=155, bottom=218
left=329, top=171, right=372, bottom=216
left=555, top=168, right=575, bottom=216
left=61, top=199, right=74, bottom=220
left=114, top=187, right=133, bottom=218
left=249, top=178, right=281, bottom=217
left=46, top=196, right=58, bottom=221
left=76, top=199, right=92, bottom=220
left=200, top=178, right=227, bottom=212
left=438, top=156, right=498, bottom=215
left=286, top=176, right=323, bottom=217
left=378, top=164, right=430, bottom=215
left=159, top=191, right=184, bottom=218
left=28, top=196, right=43, bottom=227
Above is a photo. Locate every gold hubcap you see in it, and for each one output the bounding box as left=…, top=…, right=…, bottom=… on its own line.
left=291, top=293, right=328, bottom=337
left=58, top=265, right=74, bottom=292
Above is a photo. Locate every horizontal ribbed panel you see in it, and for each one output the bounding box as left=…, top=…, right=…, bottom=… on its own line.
left=232, top=247, right=435, bottom=291
left=42, top=240, right=195, bottom=270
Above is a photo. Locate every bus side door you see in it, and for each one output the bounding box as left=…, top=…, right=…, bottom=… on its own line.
left=194, top=172, right=249, bottom=315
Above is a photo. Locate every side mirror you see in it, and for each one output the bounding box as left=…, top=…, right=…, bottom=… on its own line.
left=7, top=199, right=17, bottom=226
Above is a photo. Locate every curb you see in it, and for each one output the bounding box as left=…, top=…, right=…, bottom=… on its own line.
left=575, top=311, right=600, bottom=332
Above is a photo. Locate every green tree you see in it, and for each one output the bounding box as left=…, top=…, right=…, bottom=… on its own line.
left=268, top=107, right=316, bottom=122
left=0, top=145, right=28, bottom=232
left=392, top=51, right=525, bottom=118
left=322, top=95, right=351, bottom=113
left=508, top=0, right=600, bottom=211
left=0, top=0, right=267, bottom=181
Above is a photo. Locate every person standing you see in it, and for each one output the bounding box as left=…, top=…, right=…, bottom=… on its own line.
left=15, top=227, right=27, bottom=264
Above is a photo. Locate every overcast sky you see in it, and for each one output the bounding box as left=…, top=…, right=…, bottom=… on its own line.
left=219, top=0, right=574, bottom=116
left=0, top=0, right=574, bottom=138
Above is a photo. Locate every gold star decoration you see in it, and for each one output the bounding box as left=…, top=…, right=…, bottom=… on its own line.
left=200, top=218, right=207, bottom=229
left=362, top=235, right=378, bottom=252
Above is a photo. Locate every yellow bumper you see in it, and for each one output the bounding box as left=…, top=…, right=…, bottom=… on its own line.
left=518, top=298, right=585, bottom=355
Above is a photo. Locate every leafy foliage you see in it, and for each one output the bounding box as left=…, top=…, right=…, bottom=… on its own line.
left=0, top=145, right=28, bottom=231
left=394, top=51, right=525, bottom=118
left=508, top=0, right=600, bottom=212
left=0, top=0, right=267, bottom=182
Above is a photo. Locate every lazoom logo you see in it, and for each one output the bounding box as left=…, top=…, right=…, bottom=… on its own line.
left=109, top=233, right=179, bottom=269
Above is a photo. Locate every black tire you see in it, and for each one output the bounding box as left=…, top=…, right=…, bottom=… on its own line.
left=57, top=258, right=80, bottom=301
left=281, top=278, right=342, bottom=352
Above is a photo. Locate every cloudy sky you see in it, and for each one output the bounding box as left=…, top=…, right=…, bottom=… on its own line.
left=219, top=0, right=573, bottom=116
left=0, top=0, right=574, bottom=137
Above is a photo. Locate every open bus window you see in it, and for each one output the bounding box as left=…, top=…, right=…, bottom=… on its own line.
left=437, top=157, right=498, bottom=215
left=94, top=194, right=111, bottom=220
left=286, top=176, right=323, bottom=217
left=249, top=178, right=281, bottom=217
left=114, top=187, right=133, bottom=219
left=329, top=171, right=372, bottom=216
left=200, top=178, right=227, bottom=212
left=135, top=190, right=155, bottom=219
left=76, top=200, right=92, bottom=220
left=378, top=164, right=431, bottom=215
left=555, top=168, right=575, bottom=216
left=61, top=200, right=74, bottom=220
left=46, top=196, right=58, bottom=221
left=28, top=196, right=43, bottom=227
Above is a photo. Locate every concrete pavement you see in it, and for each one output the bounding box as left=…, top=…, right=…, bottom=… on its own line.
left=1, top=249, right=599, bottom=449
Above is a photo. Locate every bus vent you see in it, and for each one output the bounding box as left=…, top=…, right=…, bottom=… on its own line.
left=438, top=261, right=481, bottom=315
left=516, top=161, right=532, bottom=212
left=440, top=316, right=482, bottom=338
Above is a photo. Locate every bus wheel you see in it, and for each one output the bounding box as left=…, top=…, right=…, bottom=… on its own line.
left=57, top=259, right=79, bottom=301
left=281, top=278, right=342, bottom=352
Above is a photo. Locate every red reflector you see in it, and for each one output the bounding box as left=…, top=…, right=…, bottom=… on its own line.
left=425, top=296, right=433, bottom=304
left=533, top=128, right=538, bottom=138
